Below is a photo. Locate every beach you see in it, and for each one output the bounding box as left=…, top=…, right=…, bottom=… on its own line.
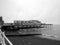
left=1, top=25, right=60, bottom=45
left=5, top=35, right=60, bottom=45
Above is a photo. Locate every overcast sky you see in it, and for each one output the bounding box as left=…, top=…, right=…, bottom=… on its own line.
left=0, top=0, right=60, bottom=24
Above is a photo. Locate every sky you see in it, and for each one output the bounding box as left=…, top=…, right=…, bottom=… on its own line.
left=0, top=0, right=60, bottom=24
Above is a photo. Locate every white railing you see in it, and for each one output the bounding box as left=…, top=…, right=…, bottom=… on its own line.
left=0, top=29, right=13, bottom=45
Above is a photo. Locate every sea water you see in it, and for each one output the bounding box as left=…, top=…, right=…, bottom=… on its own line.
left=36, top=25, right=60, bottom=41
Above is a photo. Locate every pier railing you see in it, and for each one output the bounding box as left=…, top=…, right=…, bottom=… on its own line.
left=0, top=29, right=13, bottom=45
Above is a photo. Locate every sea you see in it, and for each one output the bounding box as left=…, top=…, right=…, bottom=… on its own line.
left=36, top=25, right=60, bottom=41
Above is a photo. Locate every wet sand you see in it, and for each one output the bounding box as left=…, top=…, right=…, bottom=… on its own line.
left=5, top=35, right=60, bottom=45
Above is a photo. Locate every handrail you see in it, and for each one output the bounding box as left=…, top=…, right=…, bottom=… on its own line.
left=0, top=29, right=13, bottom=45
